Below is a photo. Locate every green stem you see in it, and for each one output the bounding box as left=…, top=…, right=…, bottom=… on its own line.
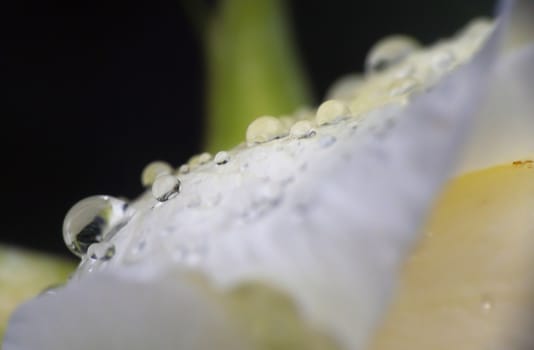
left=204, top=0, right=312, bottom=152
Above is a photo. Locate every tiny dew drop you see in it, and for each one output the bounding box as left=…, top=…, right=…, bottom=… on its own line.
left=326, top=74, right=363, bottom=101
left=214, top=151, right=230, bottom=165
left=87, top=242, right=116, bottom=261
left=63, top=196, right=129, bottom=258
left=152, top=174, right=181, bottom=202
left=432, top=49, right=456, bottom=73
left=365, top=35, right=420, bottom=73
left=316, top=100, right=351, bottom=126
left=290, top=120, right=316, bottom=139
left=177, top=164, right=190, bottom=174
left=141, top=161, right=172, bottom=187
left=188, top=152, right=212, bottom=169
left=389, top=77, right=418, bottom=97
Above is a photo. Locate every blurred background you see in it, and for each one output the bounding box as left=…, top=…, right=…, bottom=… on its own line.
left=1, top=0, right=492, bottom=257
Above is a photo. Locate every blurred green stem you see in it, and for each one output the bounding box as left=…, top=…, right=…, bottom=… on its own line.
left=203, top=0, right=312, bottom=152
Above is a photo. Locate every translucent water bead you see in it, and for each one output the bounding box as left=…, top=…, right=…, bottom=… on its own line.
left=87, top=241, right=116, bottom=261
left=187, top=152, right=212, bottom=170
left=141, top=161, right=173, bottom=187
left=325, top=74, right=363, bottom=101
left=63, top=195, right=129, bottom=258
left=246, top=116, right=287, bottom=145
left=152, top=174, right=181, bottom=202
left=316, top=100, right=351, bottom=126
left=214, top=151, right=230, bottom=165
left=365, top=35, right=420, bottom=73
left=290, top=120, right=316, bottom=139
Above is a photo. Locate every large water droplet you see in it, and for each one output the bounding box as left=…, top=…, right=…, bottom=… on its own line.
left=246, top=116, right=287, bottom=145
left=365, top=35, right=420, bottom=73
left=87, top=241, right=116, bottom=261
left=63, top=195, right=129, bottom=258
left=141, top=161, right=172, bottom=187
left=152, top=174, right=181, bottom=202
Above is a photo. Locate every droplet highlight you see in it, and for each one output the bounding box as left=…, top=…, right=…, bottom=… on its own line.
left=152, top=174, right=181, bottom=202
left=63, top=195, right=129, bottom=258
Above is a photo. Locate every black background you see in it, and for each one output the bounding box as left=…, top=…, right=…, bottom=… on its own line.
left=1, top=0, right=493, bottom=257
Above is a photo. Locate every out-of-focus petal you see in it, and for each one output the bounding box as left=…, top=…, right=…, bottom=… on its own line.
left=457, top=0, right=534, bottom=173
left=3, top=271, right=247, bottom=350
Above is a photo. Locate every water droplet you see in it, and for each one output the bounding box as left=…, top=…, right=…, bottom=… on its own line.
left=393, top=64, right=416, bottom=79
left=177, top=164, right=190, bottom=174
left=279, top=116, right=296, bottom=130
left=389, top=77, right=418, bottom=97
left=246, top=116, right=287, bottom=145
left=365, top=35, right=420, bottom=73
left=87, top=242, right=116, bottom=261
left=318, top=135, right=336, bottom=148
left=293, top=106, right=316, bottom=121
left=326, top=74, right=363, bottom=101
left=188, top=152, right=212, bottom=169
left=290, top=120, right=316, bottom=139
left=481, top=294, right=494, bottom=313
left=316, top=100, right=351, bottom=126
left=141, top=161, right=172, bottom=187
left=63, top=196, right=129, bottom=258
left=458, top=18, right=493, bottom=45
left=152, top=174, right=181, bottom=202
left=214, top=151, right=230, bottom=165
left=432, top=50, right=456, bottom=73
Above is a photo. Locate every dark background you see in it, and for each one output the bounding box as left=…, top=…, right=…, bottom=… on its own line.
left=1, top=0, right=493, bottom=257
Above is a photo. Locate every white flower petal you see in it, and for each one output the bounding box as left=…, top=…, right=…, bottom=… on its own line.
left=4, top=2, right=522, bottom=350
left=458, top=44, right=534, bottom=173
left=457, top=0, right=534, bottom=173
